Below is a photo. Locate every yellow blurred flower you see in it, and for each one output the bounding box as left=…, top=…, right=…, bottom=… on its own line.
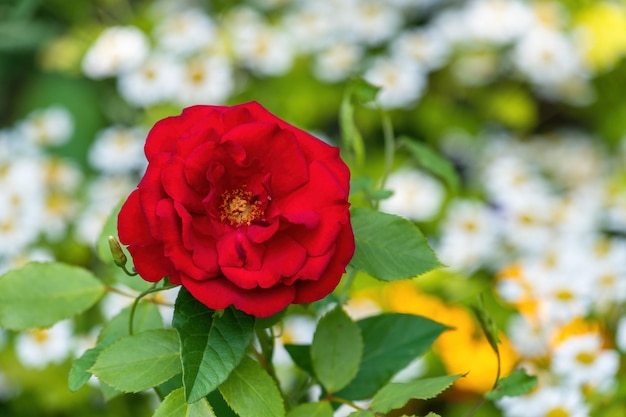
left=575, top=2, right=626, bottom=72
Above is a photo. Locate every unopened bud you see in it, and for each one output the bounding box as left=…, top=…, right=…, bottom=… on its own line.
left=108, top=236, right=128, bottom=268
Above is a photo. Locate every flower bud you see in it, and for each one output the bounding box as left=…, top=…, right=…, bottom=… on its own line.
left=108, top=235, right=128, bottom=268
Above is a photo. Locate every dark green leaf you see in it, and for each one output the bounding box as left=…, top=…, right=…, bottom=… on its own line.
left=172, top=288, right=255, bottom=403
left=286, top=402, right=334, bottom=417
left=90, top=329, right=181, bottom=393
left=370, top=374, right=461, bottom=413
left=311, top=306, right=363, bottom=392
left=153, top=387, right=217, bottom=417
left=284, top=344, right=313, bottom=375
left=485, top=369, right=538, bottom=400
left=336, top=314, right=449, bottom=400
left=350, top=208, right=442, bottom=281
left=0, top=262, right=105, bottom=330
left=399, top=137, right=460, bottom=195
left=69, top=345, right=102, bottom=392
left=218, top=356, right=285, bottom=417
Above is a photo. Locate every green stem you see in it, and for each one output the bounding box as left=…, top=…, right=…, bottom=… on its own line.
left=327, top=395, right=384, bottom=416
left=462, top=347, right=502, bottom=417
left=128, top=281, right=178, bottom=335
left=256, top=328, right=278, bottom=382
left=375, top=110, right=395, bottom=210
left=337, top=265, right=357, bottom=303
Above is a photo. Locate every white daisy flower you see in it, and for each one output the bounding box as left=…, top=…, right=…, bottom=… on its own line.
left=436, top=199, right=500, bottom=272
left=379, top=168, right=445, bottom=222
left=313, top=42, right=363, bottom=83
left=364, top=56, right=426, bottom=109
left=390, top=28, right=450, bottom=72
left=343, top=0, right=403, bottom=46
left=14, top=320, right=74, bottom=369
left=497, top=385, right=589, bottom=417
left=16, top=106, right=74, bottom=147
left=462, top=0, right=533, bottom=45
left=552, top=333, right=619, bottom=392
left=232, top=23, right=295, bottom=76
left=153, top=8, right=216, bottom=56
left=512, top=27, right=585, bottom=87
left=88, top=126, right=147, bottom=174
left=117, top=53, right=184, bottom=107
left=82, top=26, right=150, bottom=79
left=175, top=56, right=234, bottom=106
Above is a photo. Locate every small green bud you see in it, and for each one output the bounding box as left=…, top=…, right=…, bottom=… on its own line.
left=108, top=235, right=128, bottom=268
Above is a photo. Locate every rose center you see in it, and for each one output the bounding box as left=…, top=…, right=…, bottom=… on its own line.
left=220, top=189, right=264, bottom=226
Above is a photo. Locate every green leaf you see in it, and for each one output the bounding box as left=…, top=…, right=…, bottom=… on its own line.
left=485, top=369, right=538, bottom=400
left=347, top=411, right=376, bottom=417
left=172, top=288, right=255, bottom=403
left=218, top=356, right=285, bottom=417
left=370, top=374, right=461, bottom=413
left=286, top=402, right=334, bottom=417
left=284, top=344, right=313, bottom=375
left=153, top=387, right=217, bottom=417
left=311, top=306, right=363, bottom=392
left=69, top=345, right=102, bottom=392
left=336, top=314, right=449, bottom=400
left=69, top=300, right=165, bottom=393
left=349, top=78, right=380, bottom=103
left=399, top=137, right=460, bottom=195
left=0, top=262, right=105, bottom=330
left=90, top=329, right=181, bottom=393
left=350, top=208, right=442, bottom=281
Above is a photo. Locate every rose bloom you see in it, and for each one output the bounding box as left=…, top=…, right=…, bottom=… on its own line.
left=118, top=102, right=354, bottom=317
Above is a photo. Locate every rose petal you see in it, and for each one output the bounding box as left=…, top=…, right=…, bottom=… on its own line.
left=145, top=106, right=225, bottom=159
left=181, top=274, right=296, bottom=317
left=293, top=222, right=355, bottom=303
left=118, top=189, right=154, bottom=245
left=127, top=243, right=176, bottom=283
left=156, top=199, right=210, bottom=280
left=161, top=156, right=205, bottom=213
left=217, top=231, right=264, bottom=270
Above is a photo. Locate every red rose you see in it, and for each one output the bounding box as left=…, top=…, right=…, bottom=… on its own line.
left=118, top=102, right=354, bottom=317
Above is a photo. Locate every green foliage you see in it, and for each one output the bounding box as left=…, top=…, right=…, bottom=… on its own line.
left=172, top=288, right=255, bottom=403
left=0, top=262, right=105, bottom=330
left=350, top=208, right=442, bottom=281
left=398, top=136, right=461, bottom=195
left=471, top=294, right=501, bottom=357
left=286, top=402, right=334, bottom=417
left=90, top=329, right=181, bottom=393
left=370, top=374, right=461, bottom=413
left=485, top=369, right=538, bottom=400
left=347, top=411, right=377, bottom=417
left=283, top=343, right=314, bottom=375
left=340, top=79, right=378, bottom=165
left=311, top=305, right=363, bottom=393
left=218, top=356, right=285, bottom=417
left=336, top=314, right=449, bottom=400
left=153, top=388, right=217, bottom=417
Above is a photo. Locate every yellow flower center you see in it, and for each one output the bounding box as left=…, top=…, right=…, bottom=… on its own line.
left=555, top=290, right=574, bottom=302
left=575, top=351, right=596, bottom=365
left=545, top=407, right=570, bottom=417
left=220, top=189, right=264, bottom=226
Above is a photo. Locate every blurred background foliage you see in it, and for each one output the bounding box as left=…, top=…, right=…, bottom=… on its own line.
left=2, top=0, right=626, bottom=416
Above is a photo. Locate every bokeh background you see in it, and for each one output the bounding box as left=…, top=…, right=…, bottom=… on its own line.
left=2, top=0, right=626, bottom=416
